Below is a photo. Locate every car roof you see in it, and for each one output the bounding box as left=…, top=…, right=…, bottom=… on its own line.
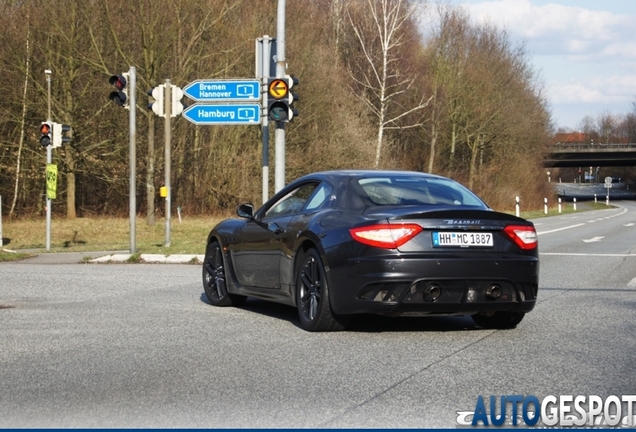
left=295, top=170, right=447, bottom=183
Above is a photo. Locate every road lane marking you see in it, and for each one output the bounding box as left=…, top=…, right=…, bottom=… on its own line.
left=540, top=253, right=636, bottom=257
left=537, top=223, right=585, bottom=235
left=536, top=206, right=628, bottom=236
left=582, top=236, right=604, bottom=243
left=628, top=278, right=636, bottom=288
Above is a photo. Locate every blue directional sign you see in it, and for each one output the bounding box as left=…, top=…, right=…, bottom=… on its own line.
left=183, top=79, right=261, bottom=102
left=182, top=103, right=261, bottom=125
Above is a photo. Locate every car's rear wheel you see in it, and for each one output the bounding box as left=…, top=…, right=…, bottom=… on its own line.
left=296, top=248, right=350, bottom=332
left=472, top=311, right=525, bottom=329
left=203, top=240, right=246, bottom=307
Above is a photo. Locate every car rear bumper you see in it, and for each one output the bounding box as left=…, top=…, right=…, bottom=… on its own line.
left=326, top=254, right=538, bottom=316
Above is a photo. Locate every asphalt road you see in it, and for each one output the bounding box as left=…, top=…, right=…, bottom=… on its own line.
left=0, top=202, right=635, bottom=428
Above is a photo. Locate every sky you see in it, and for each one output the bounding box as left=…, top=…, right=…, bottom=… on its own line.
left=445, top=0, right=636, bottom=131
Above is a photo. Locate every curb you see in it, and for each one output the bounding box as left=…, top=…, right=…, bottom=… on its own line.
left=90, top=254, right=205, bottom=264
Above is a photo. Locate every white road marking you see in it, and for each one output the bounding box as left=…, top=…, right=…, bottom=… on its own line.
left=537, top=206, right=628, bottom=237
left=582, top=236, right=604, bottom=243
left=628, top=278, right=636, bottom=288
left=540, top=253, right=636, bottom=257
left=537, top=223, right=585, bottom=235
left=625, top=223, right=635, bottom=227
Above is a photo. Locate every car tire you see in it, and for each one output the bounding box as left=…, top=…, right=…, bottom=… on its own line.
left=203, top=240, right=247, bottom=307
left=471, top=311, right=525, bottom=329
left=295, top=248, right=350, bottom=332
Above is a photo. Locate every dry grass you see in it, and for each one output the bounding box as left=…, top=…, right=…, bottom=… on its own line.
left=1, top=215, right=229, bottom=254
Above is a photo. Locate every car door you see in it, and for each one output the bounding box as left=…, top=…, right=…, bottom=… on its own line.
left=230, top=182, right=320, bottom=289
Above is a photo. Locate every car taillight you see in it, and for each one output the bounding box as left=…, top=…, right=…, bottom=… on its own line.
left=503, top=225, right=538, bottom=250
left=350, top=224, right=422, bottom=249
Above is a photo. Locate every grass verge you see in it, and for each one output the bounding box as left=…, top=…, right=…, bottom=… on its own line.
left=0, top=215, right=227, bottom=259
left=0, top=249, right=33, bottom=261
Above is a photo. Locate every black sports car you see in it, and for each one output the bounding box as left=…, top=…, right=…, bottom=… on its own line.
left=202, top=170, right=538, bottom=331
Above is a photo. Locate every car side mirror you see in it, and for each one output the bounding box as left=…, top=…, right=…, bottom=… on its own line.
left=237, top=203, right=254, bottom=219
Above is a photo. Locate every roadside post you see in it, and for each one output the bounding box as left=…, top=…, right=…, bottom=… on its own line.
left=274, top=0, right=287, bottom=193
left=604, top=176, right=612, bottom=206
left=164, top=79, right=172, bottom=247
left=45, top=70, right=52, bottom=250
left=108, top=66, right=136, bottom=253
left=257, top=36, right=276, bottom=204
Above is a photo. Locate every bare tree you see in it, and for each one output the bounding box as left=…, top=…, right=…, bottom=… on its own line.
left=9, top=9, right=32, bottom=217
left=345, top=0, right=430, bottom=167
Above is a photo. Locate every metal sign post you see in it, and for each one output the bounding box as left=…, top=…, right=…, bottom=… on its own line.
left=274, top=0, right=287, bottom=193
left=165, top=79, right=172, bottom=248
left=257, top=36, right=275, bottom=204
left=45, top=69, right=52, bottom=251
left=128, top=66, right=137, bottom=253
left=604, top=176, right=612, bottom=206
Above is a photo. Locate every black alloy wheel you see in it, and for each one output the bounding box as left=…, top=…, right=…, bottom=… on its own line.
left=296, top=248, right=350, bottom=332
left=203, top=241, right=246, bottom=307
left=471, top=311, right=525, bottom=329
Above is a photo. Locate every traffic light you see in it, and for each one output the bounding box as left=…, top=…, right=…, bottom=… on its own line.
left=109, top=73, right=130, bottom=109
left=52, top=123, right=71, bottom=148
left=148, top=85, right=165, bottom=117
left=267, top=76, right=299, bottom=123
left=171, top=85, right=184, bottom=117
left=40, top=121, right=52, bottom=147
left=267, top=77, right=290, bottom=122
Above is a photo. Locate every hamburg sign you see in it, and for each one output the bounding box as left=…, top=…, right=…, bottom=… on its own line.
left=183, top=79, right=261, bottom=102
left=182, top=104, right=261, bottom=125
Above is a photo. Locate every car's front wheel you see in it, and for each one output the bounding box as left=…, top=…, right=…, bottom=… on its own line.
left=203, top=240, right=246, bottom=307
left=472, top=311, right=525, bottom=329
left=295, top=248, right=350, bottom=332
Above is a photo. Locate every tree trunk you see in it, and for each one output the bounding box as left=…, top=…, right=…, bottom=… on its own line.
left=10, top=24, right=30, bottom=218
left=147, top=112, right=155, bottom=225
left=468, top=137, right=479, bottom=190
left=65, top=151, right=77, bottom=219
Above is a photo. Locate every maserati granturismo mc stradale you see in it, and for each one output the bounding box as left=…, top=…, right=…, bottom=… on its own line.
left=202, top=170, right=539, bottom=331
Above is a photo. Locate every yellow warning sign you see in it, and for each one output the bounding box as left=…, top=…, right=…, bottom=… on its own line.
left=46, top=164, right=57, bottom=200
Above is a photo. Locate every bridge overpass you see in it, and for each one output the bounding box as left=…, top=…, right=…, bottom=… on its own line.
left=544, top=143, right=636, bottom=167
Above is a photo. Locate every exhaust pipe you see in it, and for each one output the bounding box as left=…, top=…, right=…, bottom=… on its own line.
left=423, top=283, right=442, bottom=302
left=485, top=284, right=502, bottom=300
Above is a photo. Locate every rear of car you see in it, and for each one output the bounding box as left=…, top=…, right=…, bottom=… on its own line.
left=324, top=173, right=539, bottom=323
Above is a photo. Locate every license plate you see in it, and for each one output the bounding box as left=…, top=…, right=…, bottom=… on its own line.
left=432, top=232, right=493, bottom=247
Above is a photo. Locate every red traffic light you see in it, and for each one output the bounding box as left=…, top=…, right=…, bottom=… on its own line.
left=40, top=121, right=52, bottom=147
left=108, top=73, right=129, bottom=108
left=109, top=75, right=127, bottom=90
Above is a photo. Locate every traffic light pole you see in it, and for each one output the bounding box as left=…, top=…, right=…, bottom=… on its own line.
left=258, top=36, right=274, bottom=204
left=45, top=70, right=52, bottom=251
left=274, top=0, right=286, bottom=193
left=164, top=79, right=172, bottom=247
left=128, top=67, right=137, bottom=253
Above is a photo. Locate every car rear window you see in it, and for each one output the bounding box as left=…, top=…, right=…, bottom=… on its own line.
left=353, top=176, right=486, bottom=207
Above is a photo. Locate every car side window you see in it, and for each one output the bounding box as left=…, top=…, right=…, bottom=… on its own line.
left=305, top=183, right=332, bottom=211
left=264, top=183, right=318, bottom=218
